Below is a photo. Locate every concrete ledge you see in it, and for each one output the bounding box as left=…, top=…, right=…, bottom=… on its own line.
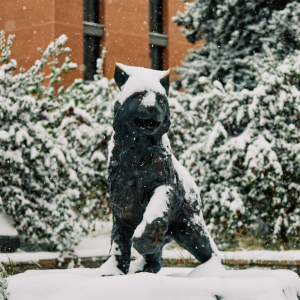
left=149, top=32, right=168, bottom=47
left=1, top=255, right=300, bottom=275
left=83, top=22, right=104, bottom=37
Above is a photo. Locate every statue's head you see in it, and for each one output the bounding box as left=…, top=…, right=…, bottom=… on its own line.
left=113, top=63, right=171, bottom=147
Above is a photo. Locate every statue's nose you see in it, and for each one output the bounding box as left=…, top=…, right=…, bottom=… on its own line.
left=148, top=106, right=158, bottom=114
left=147, top=105, right=164, bottom=122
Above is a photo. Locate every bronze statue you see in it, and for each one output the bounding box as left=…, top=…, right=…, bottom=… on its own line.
left=97, top=63, right=218, bottom=276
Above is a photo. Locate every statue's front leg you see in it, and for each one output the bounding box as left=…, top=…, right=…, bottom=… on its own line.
left=131, top=185, right=172, bottom=273
left=97, top=218, right=134, bottom=276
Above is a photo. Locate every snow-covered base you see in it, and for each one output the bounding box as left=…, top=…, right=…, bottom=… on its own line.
left=6, top=257, right=300, bottom=300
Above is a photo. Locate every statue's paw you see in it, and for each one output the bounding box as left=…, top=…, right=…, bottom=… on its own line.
left=129, top=256, right=161, bottom=274
left=96, top=256, right=124, bottom=277
left=128, top=257, right=146, bottom=274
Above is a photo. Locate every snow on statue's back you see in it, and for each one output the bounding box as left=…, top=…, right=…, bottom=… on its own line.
left=97, top=62, right=219, bottom=276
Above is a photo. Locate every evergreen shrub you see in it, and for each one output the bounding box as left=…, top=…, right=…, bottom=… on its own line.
left=0, top=31, right=115, bottom=253
left=173, top=0, right=300, bottom=92
left=169, top=48, right=300, bottom=249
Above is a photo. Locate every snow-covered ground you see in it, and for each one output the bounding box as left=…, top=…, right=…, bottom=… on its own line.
left=1, top=221, right=300, bottom=265
left=1, top=236, right=300, bottom=265
left=5, top=256, right=300, bottom=300
left=1, top=221, right=300, bottom=300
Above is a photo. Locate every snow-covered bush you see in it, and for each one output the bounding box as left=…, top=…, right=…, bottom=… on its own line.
left=0, top=262, right=8, bottom=300
left=0, top=31, right=115, bottom=252
left=169, top=48, right=300, bottom=249
left=56, top=49, right=117, bottom=222
left=173, top=0, right=300, bottom=92
left=0, top=32, right=80, bottom=252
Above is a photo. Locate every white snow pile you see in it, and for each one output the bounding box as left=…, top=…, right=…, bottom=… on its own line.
left=0, top=212, right=18, bottom=236
left=5, top=257, right=300, bottom=300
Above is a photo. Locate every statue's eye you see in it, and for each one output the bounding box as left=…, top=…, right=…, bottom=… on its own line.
left=159, top=98, right=164, bottom=104
left=137, top=92, right=146, bottom=100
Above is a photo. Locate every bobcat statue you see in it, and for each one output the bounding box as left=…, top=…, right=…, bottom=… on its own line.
left=97, top=63, right=219, bottom=276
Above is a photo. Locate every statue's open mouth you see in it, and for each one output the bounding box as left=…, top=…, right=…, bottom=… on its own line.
left=135, top=118, right=161, bottom=131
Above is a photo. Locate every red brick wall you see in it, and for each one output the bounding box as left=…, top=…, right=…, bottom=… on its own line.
left=102, top=0, right=203, bottom=80
left=103, top=0, right=150, bottom=79
left=54, top=0, right=84, bottom=86
left=0, top=0, right=54, bottom=72
left=166, top=0, right=204, bottom=80
left=0, top=0, right=202, bottom=84
left=0, top=0, right=83, bottom=87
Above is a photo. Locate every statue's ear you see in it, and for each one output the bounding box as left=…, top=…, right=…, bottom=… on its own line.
left=114, top=63, right=129, bottom=90
left=160, top=68, right=171, bottom=96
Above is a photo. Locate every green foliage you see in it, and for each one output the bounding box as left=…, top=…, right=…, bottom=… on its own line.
left=0, top=31, right=116, bottom=253
left=0, top=263, right=8, bottom=300
left=7, top=257, right=15, bottom=276
left=0, top=263, right=8, bottom=279
left=173, top=0, right=300, bottom=92
left=169, top=48, right=300, bottom=250
left=56, top=48, right=117, bottom=222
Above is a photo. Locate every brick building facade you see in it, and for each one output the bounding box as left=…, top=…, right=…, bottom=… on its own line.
left=0, top=0, right=203, bottom=86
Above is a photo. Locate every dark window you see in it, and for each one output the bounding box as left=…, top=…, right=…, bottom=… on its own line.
left=84, top=0, right=100, bottom=81
left=149, top=0, right=164, bottom=70
left=84, top=0, right=99, bottom=23
left=84, top=36, right=100, bottom=81
left=149, top=0, right=163, bottom=34
left=150, top=46, right=163, bottom=71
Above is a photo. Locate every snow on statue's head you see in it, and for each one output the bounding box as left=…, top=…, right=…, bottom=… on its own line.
left=113, top=63, right=171, bottom=147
